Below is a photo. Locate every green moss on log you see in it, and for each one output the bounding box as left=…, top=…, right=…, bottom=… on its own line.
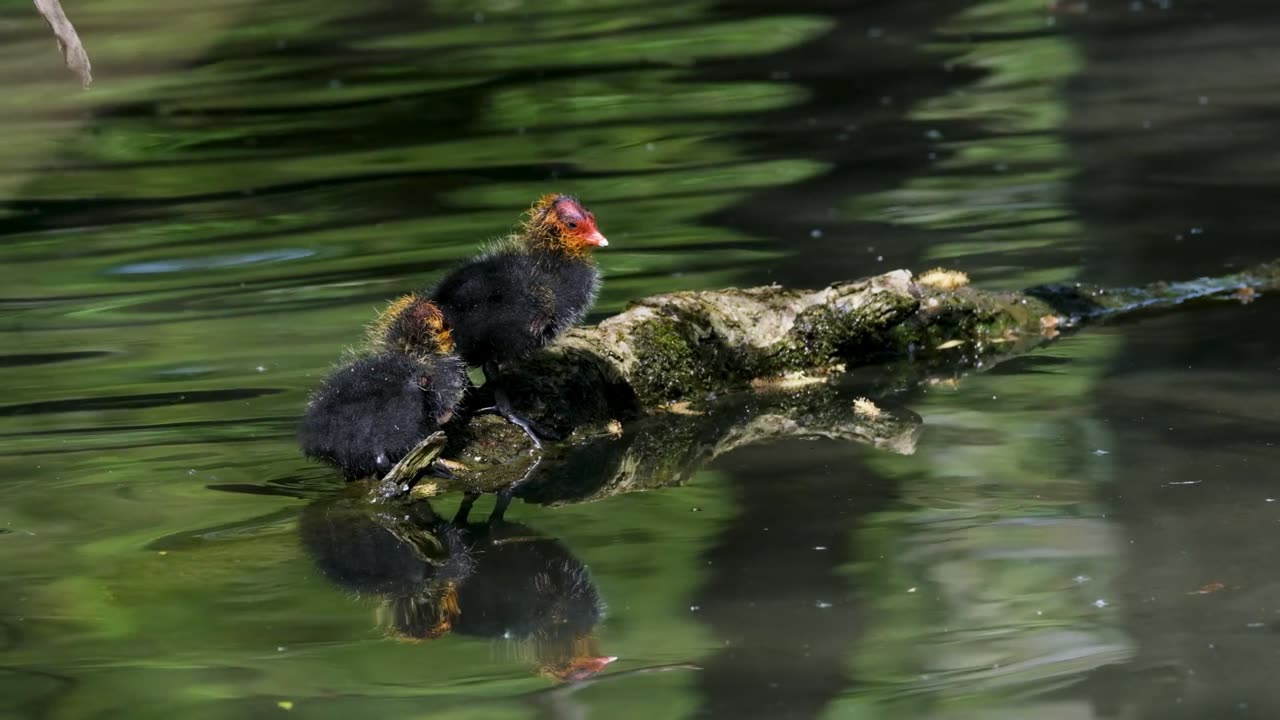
left=630, top=314, right=713, bottom=402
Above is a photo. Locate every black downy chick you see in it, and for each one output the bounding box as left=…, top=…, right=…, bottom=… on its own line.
left=299, top=297, right=466, bottom=479
left=425, top=194, right=609, bottom=446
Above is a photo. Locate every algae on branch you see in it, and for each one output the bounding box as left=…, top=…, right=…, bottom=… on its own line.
left=630, top=316, right=710, bottom=403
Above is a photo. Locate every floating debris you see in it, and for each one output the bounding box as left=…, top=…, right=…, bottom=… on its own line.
left=1188, top=582, right=1227, bottom=595
left=935, top=339, right=965, bottom=350
left=664, top=401, right=705, bottom=416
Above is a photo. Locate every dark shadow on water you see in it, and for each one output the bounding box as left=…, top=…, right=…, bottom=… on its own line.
left=1058, top=4, right=1280, bottom=716
left=690, top=441, right=897, bottom=719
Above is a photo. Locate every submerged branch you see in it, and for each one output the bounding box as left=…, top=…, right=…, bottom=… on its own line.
left=376, top=259, right=1278, bottom=504
left=34, top=0, right=92, bottom=87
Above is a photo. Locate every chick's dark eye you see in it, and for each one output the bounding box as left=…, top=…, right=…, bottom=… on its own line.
left=566, top=221, right=578, bottom=229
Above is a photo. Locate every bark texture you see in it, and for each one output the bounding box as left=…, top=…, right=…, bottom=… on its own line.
left=373, top=260, right=1279, bottom=504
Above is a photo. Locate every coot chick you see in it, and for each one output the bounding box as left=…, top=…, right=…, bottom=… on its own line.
left=426, top=194, right=609, bottom=446
left=300, top=298, right=466, bottom=479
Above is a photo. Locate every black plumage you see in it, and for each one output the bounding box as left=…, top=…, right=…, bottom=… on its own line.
left=429, top=247, right=601, bottom=367
left=299, top=351, right=467, bottom=479
left=423, top=194, right=609, bottom=445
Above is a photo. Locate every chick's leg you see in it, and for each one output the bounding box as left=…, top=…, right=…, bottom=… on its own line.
left=480, top=360, right=549, bottom=449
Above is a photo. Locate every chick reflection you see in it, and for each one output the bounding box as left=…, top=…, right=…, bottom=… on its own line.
left=299, top=492, right=614, bottom=682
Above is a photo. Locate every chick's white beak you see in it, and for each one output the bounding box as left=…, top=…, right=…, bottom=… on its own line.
left=586, top=230, right=609, bottom=247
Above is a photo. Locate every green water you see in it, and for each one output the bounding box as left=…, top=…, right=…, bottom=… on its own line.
left=3, top=0, right=1280, bottom=718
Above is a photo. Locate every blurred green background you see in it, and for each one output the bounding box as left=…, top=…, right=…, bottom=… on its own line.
left=2, top=0, right=1280, bottom=718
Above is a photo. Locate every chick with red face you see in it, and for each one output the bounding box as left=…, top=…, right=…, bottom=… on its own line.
left=383, top=194, right=609, bottom=446
left=430, top=194, right=607, bottom=366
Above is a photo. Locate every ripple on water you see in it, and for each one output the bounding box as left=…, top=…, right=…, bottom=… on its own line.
left=106, top=248, right=315, bottom=275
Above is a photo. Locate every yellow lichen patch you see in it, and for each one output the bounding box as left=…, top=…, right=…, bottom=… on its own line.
left=750, top=370, right=830, bottom=389
left=437, top=459, right=468, bottom=473
left=852, top=397, right=883, bottom=420
left=664, top=401, right=705, bottom=416
left=409, top=481, right=440, bottom=499
left=1039, top=314, right=1061, bottom=339
left=916, top=267, right=970, bottom=291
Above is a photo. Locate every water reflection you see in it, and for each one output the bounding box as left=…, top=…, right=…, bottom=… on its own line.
left=299, top=491, right=613, bottom=683
left=3, top=0, right=1280, bottom=716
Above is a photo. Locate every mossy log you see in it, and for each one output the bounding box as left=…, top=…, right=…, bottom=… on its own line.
left=373, top=260, right=1279, bottom=504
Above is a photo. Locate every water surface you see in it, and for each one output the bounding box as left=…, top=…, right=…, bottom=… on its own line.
left=2, top=0, right=1279, bottom=718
